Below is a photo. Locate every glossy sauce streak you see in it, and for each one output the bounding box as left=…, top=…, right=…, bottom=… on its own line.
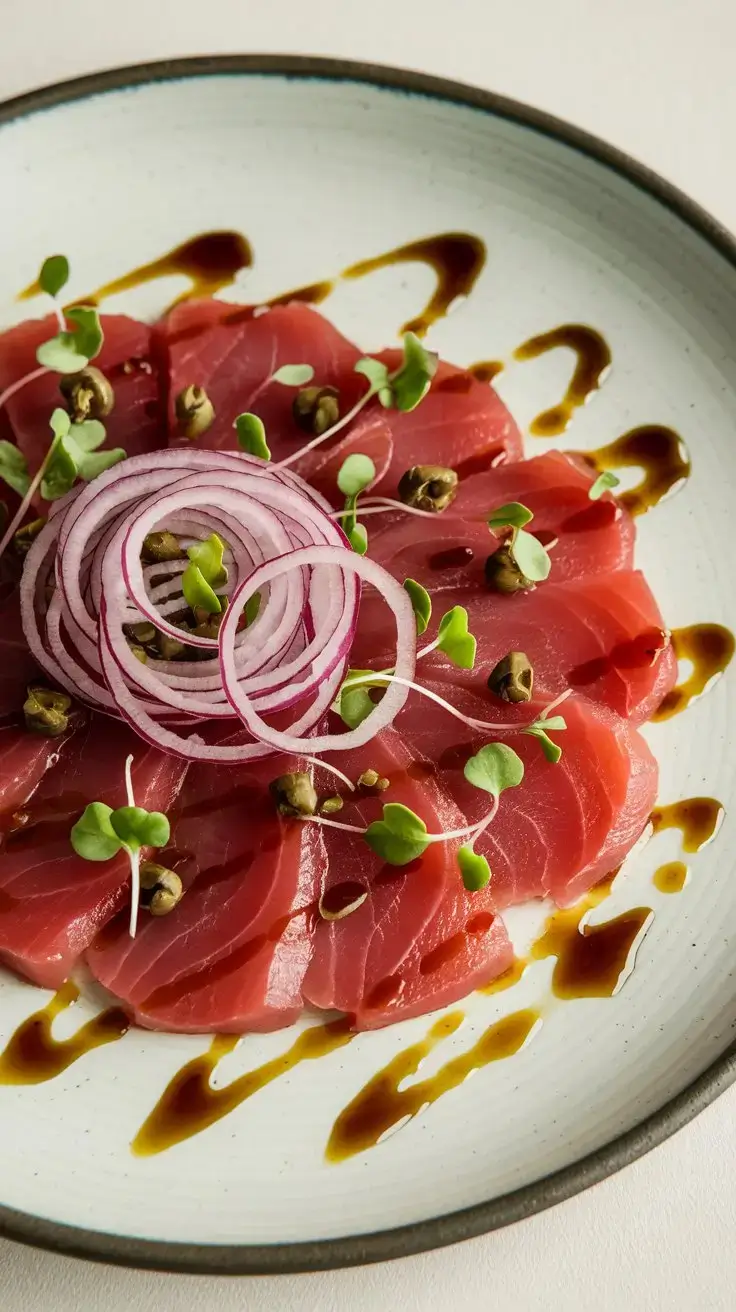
left=653, top=624, right=735, bottom=721
left=343, top=233, right=487, bottom=337
left=650, top=798, right=724, bottom=853
left=326, top=1008, right=539, bottom=1162
left=133, top=1018, right=354, bottom=1156
left=585, top=425, right=691, bottom=516
left=0, top=981, right=129, bottom=1085
left=478, top=958, right=527, bottom=994
left=653, top=861, right=689, bottom=894
left=514, top=325, right=611, bottom=436
left=530, top=879, right=652, bottom=998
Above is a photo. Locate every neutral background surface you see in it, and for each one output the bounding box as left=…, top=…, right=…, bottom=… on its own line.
left=2, top=1, right=736, bottom=1307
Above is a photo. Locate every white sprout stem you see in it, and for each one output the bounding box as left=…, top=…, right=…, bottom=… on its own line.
left=331, top=499, right=439, bottom=521
left=303, top=814, right=366, bottom=835
left=128, top=846, right=141, bottom=939
left=302, top=798, right=499, bottom=846
left=275, top=385, right=376, bottom=471
left=537, top=687, right=573, bottom=719
left=124, top=753, right=135, bottom=805
left=301, top=755, right=356, bottom=792
left=341, top=671, right=568, bottom=734
left=416, top=636, right=441, bottom=660
left=52, top=301, right=65, bottom=333
left=447, top=798, right=499, bottom=849
left=0, top=440, right=57, bottom=563
left=0, top=365, right=49, bottom=414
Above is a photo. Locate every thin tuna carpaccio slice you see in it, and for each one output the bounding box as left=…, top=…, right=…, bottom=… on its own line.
left=0, top=585, right=40, bottom=717
left=0, top=314, right=165, bottom=482
left=0, top=717, right=184, bottom=989
left=394, top=683, right=657, bottom=908
left=368, top=451, right=635, bottom=589
left=0, top=718, right=79, bottom=821
left=87, top=759, right=322, bottom=1033
left=303, top=728, right=513, bottom=1027
left=351, top=570, right=677, bottom=725
left=158, top=300, right=364, bottom=465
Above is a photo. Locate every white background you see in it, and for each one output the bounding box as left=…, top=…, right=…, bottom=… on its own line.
left=2, top=0, right=736, bottom=1307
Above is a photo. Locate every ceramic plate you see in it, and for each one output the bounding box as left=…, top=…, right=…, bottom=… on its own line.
left=0, top=57, right=735, bottom=1274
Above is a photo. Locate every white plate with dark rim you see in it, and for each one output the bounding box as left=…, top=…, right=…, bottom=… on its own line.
left=0, top=55, right=735, bottom=1275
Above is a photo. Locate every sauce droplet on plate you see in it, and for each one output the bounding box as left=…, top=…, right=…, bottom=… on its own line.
left=0, top=981, right=128, bottom=1085
left=514, top=324, right=611, bottom=436
left=653, top=861, right=689, bottom=894
left=530, top=878, right=651, bottom=998
left=653, top=624, right=735, bottom=721
left=650, top=798, right=724, bottom=853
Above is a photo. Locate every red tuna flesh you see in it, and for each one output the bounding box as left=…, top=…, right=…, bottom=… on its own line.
left=0, top=717, right=184, bottom=988
left=87, top=759, right=322, bottom=1033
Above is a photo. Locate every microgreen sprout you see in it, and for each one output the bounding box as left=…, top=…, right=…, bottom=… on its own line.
left=276, top=333, right=437, bottom=473
left=486, top=501, right=552, bottom=591
left=403, top=578, right=432, bottom=635
left=234, top=412, right=271, bottom=460
left=335, top=452, right=375, bottom=554
left=589, top=470, right=621, bottom=500
left=70, top=754, right=171, bottom=937
left=181, top=532, right=228, bottom=615
left=36, top=305, right=104, bottom=374
left=270, top=364, right=315, bottom=387
left=521, top=713, right=567, bottom=763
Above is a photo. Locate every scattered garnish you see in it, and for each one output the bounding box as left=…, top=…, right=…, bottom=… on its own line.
left=293, top=384, right=340, bottom=436
left=175, top=384, right=214, bottom=439
left=337, top=453, right=376, bottom=497
left=485, top=502, right=551, bottom=594
left=244, top=591, right=261, bottom=626
left=59, top=365, right=115, bottom=423
left=270, top=772, right=319, bottom=818
left=365, top=802, right=430, bottom=866
left=487, top=502, right=534, bottom=531
left=13, top=516, right=45, bottom=556
left=589, top=470, right=621, bottom=500
left=181, top=532, right=227, bottom=615
left=397, top=463, right=458, bottom=514
left=357, top=769, right=381, bottom=789
left=141, top=530, right=184, bottom=564
left=36, top=305, right=104, bottom=374
left=347, top=522, right=368, bottom=555
left=522, top=714, right=567, bottom=764
left=456, top=847, right=492, bottom=892
left=487, top=651, right=534, bottom=704
left=181, top=565, right=221, bottom=616
left=23, top=686, right=71, bottom=738
left=320, top=796, right=344, bottom=815
left=38, top=254, right=70, bottom=300
left=271, top=364, right=315, bottom=387
left=234, top=411, right=271, bottom=460
left=435, top=605, right=476, bottom=669
left=403, top=578, right=432, bottom=635
left=0, top=441, right=31, bottom=497
left=139, top=863, right=184, bottom=917
left=457, top=743, right=525, bottom=890
left=389, top=332, right=439, bottom=411
left=70, top=755, right=171, bottom=937
left=41, top=408, right=125, bottom=501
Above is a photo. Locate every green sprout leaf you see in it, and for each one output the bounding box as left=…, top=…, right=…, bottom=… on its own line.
left=522, top=715, right=567, bottom=764
left=463, top=743, right=525, bottom=797
left=187, top=532, right=227, bottom=588
left=511, top=529, right=551, bottom=583
left=348, top=522, right=368, bottom=555
left=244, top=591, right=261, bottom=626
left=40, top=409, right=124, bottom=501
left=0, top=441, right=31, bottom=497
left=337, top=452, right=376, bottom=496
left=182, top=563, right=222, bottom=615
left=271, top=364, right=315, bottom=386
left=354, top=357, right=391, bottom=393
left=39, top=254, right=70, bottom=299
left=437, top=605, right=476, bottom=669
left=403, top=578, right=432, bottom=635
left=111, top=806, right=170, bottom=850
left=74, top=448, right=126, bottom=484
left=234, top=412, right=271, bottom=461
left=390, top=332, right=438, bottom=412
left=364, top=802, right=429, bottom=866
left=589, top=470, right=621, bottom=500
left=487, top=501, right=534, bottom=531
left=335, top=668, right=381, bottom=729
left=70, top=802, right=122, bottom=862
left=457, top=846, right=492, bottom=891
left=35, top=305, right=104, bottom=373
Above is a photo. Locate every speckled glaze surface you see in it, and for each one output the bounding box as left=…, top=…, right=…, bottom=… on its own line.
left=0, top=57, right=735, bottom=1273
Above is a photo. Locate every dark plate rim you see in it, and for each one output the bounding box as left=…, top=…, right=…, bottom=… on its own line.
left=1, top=53, right=735, bottom=1277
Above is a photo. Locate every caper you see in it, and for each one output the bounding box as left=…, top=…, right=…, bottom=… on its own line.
left=124, top=621, right=157, bottom=646
left=292, top=385, right=340, bottom=436
left=488, top=651, right=534, bottom=704
left=175, top=384, right=215, bottom=440
left=357, top=769, right=380, bottom=789
left=397, top=464, right=458, bottom=513
left=128, top=643, right=148, bottom=664
left=270, top=772, right=318, bottom=817
left=320, top=796, right=344, bottom=815
left=139, top=862, right=183, bottom=917
left=59, top=366, right=115, bottom=422
left=13, top=517, right=46, bottom=556
left=376, top=777, right=390, bottom=792
left=484, top=542, right=533, bottom=594
left=142, top=531, right=185, bottom=564
left=23, top=685, right=72, bottom=738
left=156, top=629, right=188, bottom=661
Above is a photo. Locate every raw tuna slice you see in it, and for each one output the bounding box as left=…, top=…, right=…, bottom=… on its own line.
left=369, top=451, right=634, bottom=589
left=0, top=585, right=39, bottom=718
left=0, top=314, right=164, bottom=482
left=0, top=721, right=76, bottom=819
left=394, top=682, right=657, bottom=908
left=0, top=717, right=184, bottom=989
left=304, top=728, right=513, bottom=1025
left=158, top=300, right=364, bottom=465
left=351, top=571, right=677, bottom=725
left=309, top=352, right=523, bottom=502
left=87, top=758, right=322, bottom=1033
